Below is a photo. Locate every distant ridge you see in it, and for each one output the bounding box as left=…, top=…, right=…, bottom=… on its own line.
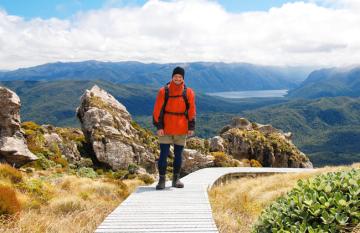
left=287, top=66, right=360, bottom=98
left=0, top=60, right=311, bottom=92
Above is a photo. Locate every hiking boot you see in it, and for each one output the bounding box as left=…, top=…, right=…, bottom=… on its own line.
left=156, top=175, right=166, bottom=190
left=172, top=173, right=184, bottom=188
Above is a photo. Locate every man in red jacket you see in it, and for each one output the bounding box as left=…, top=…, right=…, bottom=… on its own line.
left=153, top=66, right=196, bottom=190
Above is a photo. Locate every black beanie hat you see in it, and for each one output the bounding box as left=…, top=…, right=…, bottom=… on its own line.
left=172, top=66, right=185, bottom=79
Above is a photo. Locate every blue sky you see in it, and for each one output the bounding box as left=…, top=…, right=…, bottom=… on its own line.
left=0, top=0, right=299, bottom=19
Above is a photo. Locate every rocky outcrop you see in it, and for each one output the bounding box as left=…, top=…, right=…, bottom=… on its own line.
left=76, top=85, right=157, bottom=172
left=215, top=117, right=313, bottom=168
left=0, top=87, right=37, bottom=167
left=210, top=136, right=225, bottom=152
left=181, top=149, right=214, bottom=175
left=42, top=125, right=83, bottom=162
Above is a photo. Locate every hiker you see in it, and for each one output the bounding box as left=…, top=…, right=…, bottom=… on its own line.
left=152, top=66, right=196, bottom=190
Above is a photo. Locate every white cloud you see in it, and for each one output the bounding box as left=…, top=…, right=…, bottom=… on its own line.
left=0, top=0, right=360, bottom=69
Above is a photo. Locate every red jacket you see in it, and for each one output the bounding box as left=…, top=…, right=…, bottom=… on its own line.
left=153, top=80, right=196, bottom=135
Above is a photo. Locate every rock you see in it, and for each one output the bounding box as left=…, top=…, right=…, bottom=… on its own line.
left=77, top=85, right=157, bottom=172
left=209, top=136, right=225, bottom=152
left=185, top=137, right=209, bottom=154
left=219, top=117, right=313, bottom=168
left=42, top=125, right=83, bottom=162
left=181, top=149, right=214, bottom=175
left=230, top=117, right=253, bottom=130
left=257, top=124, right=281, bottom=135
left=0, top=87, right=37, bottom=167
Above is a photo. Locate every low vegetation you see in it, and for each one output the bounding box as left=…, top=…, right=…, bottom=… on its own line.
left=0, top=163, right=147, bottom=233
left=208, top=163, right=360, bottom=233
left=253, top=168, right=359, bottom=232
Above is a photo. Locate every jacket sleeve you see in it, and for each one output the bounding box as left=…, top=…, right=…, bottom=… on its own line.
left=187, top=88, right=196, bottom=131
left=153, top=88, right=165, bottom=130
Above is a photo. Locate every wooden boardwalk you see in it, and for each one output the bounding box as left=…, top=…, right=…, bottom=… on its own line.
left=96, top=167, right=313, bottom=233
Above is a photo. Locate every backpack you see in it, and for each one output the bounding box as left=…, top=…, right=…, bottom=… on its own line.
left=155, top=82, right=190, bottom=129
left=162, top=81, right=189, bottom=118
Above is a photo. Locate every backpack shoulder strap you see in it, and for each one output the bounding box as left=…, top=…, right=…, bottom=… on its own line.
left=182, top=85, right=190, bottom=119
left=164, top=82, right=170, bottom=104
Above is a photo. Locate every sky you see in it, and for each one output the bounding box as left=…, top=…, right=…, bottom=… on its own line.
left=0, top=0, right=360, bottom=69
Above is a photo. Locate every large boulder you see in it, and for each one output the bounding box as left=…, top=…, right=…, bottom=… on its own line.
left=220, top=117, right=313, bottom=168
left=0, top=87, right=37, bottom=166
left=76, top=85, right=157, bottom=172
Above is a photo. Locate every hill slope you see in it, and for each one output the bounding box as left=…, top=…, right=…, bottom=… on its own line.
left=287, top=66, right=360, bottom=98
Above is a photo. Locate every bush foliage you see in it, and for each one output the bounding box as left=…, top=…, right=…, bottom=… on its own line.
left=253, top=169, right=360, bottom=233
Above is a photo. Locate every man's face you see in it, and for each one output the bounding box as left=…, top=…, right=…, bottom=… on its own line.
left=172, top=74, right=184, bottom=85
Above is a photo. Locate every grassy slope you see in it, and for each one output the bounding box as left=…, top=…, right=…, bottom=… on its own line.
left=0, top=165, right=144, bottom=233
left=208, top=163, right=360, bottom=233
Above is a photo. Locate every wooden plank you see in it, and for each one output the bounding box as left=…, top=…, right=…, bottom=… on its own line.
left=96, top=167, right=313, bottom=233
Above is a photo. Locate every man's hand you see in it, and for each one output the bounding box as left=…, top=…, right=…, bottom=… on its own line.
left=187, top=130, right=194, bottom=137
left=157, top=129, right=164, bottom=136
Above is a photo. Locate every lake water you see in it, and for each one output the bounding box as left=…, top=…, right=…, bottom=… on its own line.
left=206, top=89, right=288, bottom=99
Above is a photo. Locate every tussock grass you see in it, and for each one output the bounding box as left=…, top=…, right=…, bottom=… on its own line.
left=208, top=163, right=360, bottom=233
left=0, top=185, right=21, bottom=216
left=0, top=169, right=144, bottom=233
left=0, top=164, right=23, bottom=184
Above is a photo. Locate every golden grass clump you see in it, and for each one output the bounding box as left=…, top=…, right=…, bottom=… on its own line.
left=0, top=170, right=139, bottom=233
left=49, top=196, right=85, bottom=214
left=208, top=163, right=360, bottom=233
left=0, top=164, right=23, bottom=183
left=0, top=184, right=21, bottom=216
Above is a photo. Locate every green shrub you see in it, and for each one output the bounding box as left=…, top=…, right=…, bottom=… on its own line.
left=253, top=169, right=360, bottom=233
left=77, top=167, right=97, bottom=179
left=0, top=185, right=21, bottom=216
left=128, top=163, right=139, bottom=174
left=16, top=178, right=53, bottom=204
left=51, top=155, right=69, bottom=168
left=27, top=153, right=56, bottom=170
left=112, top=170, right=128, bottom=179
left=76, top=158, right=93, bottom=168
left=0, top=164, right=23, bottom=183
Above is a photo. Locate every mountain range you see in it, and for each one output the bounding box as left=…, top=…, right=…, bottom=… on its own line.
left=0, top=61, right=312, bottom=92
